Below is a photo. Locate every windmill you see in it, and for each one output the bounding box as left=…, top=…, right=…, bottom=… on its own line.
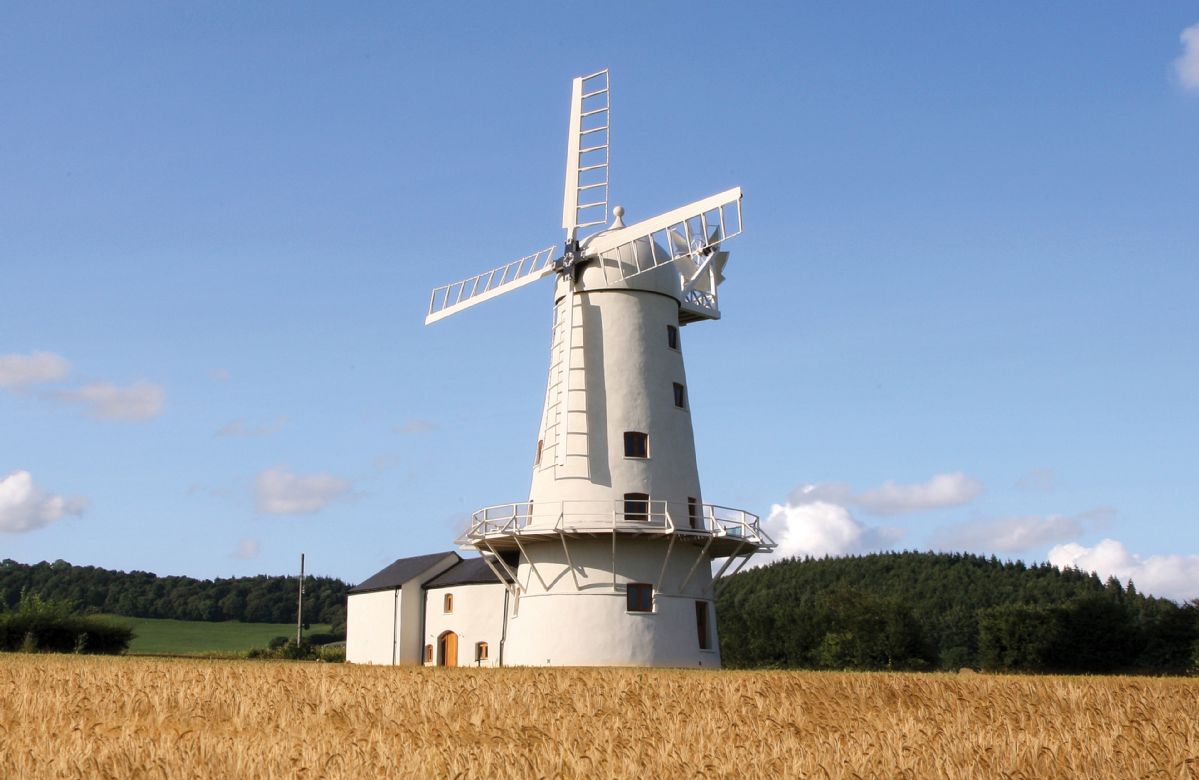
left=424, top=69, right=774, bottom=667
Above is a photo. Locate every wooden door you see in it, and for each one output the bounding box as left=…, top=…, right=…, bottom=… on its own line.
left=439, top=631, right=458, bottom=667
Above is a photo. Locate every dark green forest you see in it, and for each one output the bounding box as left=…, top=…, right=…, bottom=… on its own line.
left=0, top=559, right=349, bottom=634
left=7, top=553, right=1197, bottom=672
left=716, top=552, right=1199, bottom=674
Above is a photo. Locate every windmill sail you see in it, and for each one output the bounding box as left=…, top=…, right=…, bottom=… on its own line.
left=425, top=246, right=557, bottom=324
left=562, top=69, right=610, bottom=241
left=588, top=187, right=742, bottom=285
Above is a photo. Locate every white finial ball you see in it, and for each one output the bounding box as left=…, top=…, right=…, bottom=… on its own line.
left=613, top=205, right=625, bottom=218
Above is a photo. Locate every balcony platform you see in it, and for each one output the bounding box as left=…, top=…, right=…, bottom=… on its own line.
left=456, top=500, right=775, bottom=560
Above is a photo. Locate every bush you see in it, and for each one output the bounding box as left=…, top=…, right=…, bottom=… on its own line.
left=0, top=590, right=132, bottom=654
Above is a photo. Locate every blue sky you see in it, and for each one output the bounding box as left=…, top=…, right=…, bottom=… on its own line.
left=2, top=3, right=1197, bottom=599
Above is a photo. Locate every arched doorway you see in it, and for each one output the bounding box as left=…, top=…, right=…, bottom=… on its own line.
left=437, top=631, right=458, bottom=667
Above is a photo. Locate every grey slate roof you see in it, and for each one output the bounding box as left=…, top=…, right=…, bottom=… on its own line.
left=424, top=556, right=512, bottom=588
left=349, top=551, right=458, bottom=594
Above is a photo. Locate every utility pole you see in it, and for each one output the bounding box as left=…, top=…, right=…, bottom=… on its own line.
left=296, top=553, right=305, bottom=645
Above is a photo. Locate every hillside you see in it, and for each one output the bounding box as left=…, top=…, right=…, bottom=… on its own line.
left=716, top=552, right=1198, bottom=674
left=0, top=559, right=349, bottom=634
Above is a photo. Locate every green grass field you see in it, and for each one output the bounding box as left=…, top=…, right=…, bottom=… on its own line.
left=97, top=615, right=333, bottom=655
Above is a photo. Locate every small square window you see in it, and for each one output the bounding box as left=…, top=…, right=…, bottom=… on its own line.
left=673, top=383, right=686, bottom=409
left=667, top=325, right=679, bottom=350
left=443, top=593, right=453, bottom=613
left=623, top=492, right=650, bottom=522
left=627, top=583, right=654, bottom=613
left=624, top=431, right=649, bottom=458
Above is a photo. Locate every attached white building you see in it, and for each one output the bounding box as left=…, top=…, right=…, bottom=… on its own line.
left=346, top=551, right=513, bottom=667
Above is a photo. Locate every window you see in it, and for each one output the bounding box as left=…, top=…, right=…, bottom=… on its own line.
left=424, top=644, right=433, bottom=663
left=627, top=583, right=654, bottom=613
left=443, top=593, right=453, bottom=613
left=623, top=431, right=649, bottom=458
left=667, top=324, right=679, bottom=350
left=673, top=383, right=686, bottom=409
left=623, top=492, right=650, bottom=522
left=534, top=439, right=543, bottom=465
left=476, top=641, right=489, bottom=661
left=688, top=497, right=699, bottom=530
left=696, top=601, right=711, bottom=649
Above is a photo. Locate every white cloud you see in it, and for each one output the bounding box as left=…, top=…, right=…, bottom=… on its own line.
left=1049, top=538, right=1199, bottom=602
left=393, top=418, right=437, bottom=434
left=56, top=380, right=165, bottom=421
left=254, top=465, right=350, bottom=515
left=231, top=538, right=260, bottom=559
left=216, top=416, right=287, bottom=437
left=0, top=471, right=87, bottom=533
left=934, top=514, right=1080, bottom=554
left=1176, top=23, right=1199, bottom=91
left=1015, top=468, right=1056, bottom=492
left=0, top=351, right=70, bottom=389
left=761, top=500, right=902, bottom=561
left=209, top=368, right=230, bottom=382
left=785, top=473, right=983, bottom=516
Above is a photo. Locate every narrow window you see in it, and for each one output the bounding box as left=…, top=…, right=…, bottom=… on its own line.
left=627, top=583, right=654, bottom=613
left=688, top=497, right=699, bottom=530
left=623, top=492, right=650, bottom=522
left=534, top=439, right=543, bottom=465
left=623, top=431, right=649, bottom=458
left=476, top=641, right=489, bottom=661
left=696, top=601, right=711, bottom=649
left=424, top=644, right=433, bottom=663
left=443, top=593, right=453, bottom=613
left=667, top=324, right=679, bottom=350
left=673, top=382, right=686, bottom=409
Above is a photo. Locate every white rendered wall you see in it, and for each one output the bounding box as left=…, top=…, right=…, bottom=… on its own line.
left=510, top=260, right=721, bottom=667
left=530, top=269, right=703, bottom=525
left=346, top=589, right=399, bottom=665
left=503, top=537, right=720, bottom=667
left=423, top=583, right=509, bottom=667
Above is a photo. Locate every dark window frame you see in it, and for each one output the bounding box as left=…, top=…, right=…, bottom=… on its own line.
left=667, top=324, right=679, bottom=350
left=696, top=601, right=711, bottom=649
left=623, top=431, right=649, bottom=458
left=627, top=583, right=654, bottom=613
left=673, top=382, right=687, bottom=409
left=623, top=492, right=650, bottom=522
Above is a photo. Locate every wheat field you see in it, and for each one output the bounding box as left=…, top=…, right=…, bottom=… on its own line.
left=1, top=655, right=1196, bottom=778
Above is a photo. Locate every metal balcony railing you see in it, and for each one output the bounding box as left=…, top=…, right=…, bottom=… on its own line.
left=462, top=499, right=772, bottom=548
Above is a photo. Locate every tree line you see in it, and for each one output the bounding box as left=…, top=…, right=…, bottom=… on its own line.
left=716, top=551, right=1199, bottom=674
left=0, top=559, right=349, bottom=635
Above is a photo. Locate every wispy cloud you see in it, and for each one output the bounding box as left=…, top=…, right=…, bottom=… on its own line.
left=56, top=380, right=165, bottom=421
left=0, top=351, right=70, bottom=389
left=254, top=465, right=350, bottom=515
left=231, top=538, right=260, bottom=560
left=1049, top=538, right=1199, bottom=602
left=855, top=473, right=984, bottom=515
left=216, top=416, right=288, bottom=438
left=1176, top=22, right=1199, bottom=92
left=0, top=470, right=88, bottom=533
left=931, top=507, right=1115, bottom=554
left=1014, top=468, right=1056, bottom=492
left=393, top=418, right=437, bottom=435
left=209, top=368, right=231, bottom=382
left=787, top=472, right=983, bottom=516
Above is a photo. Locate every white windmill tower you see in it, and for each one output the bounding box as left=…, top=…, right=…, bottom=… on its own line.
left=425, top=69, right=774, bottom=667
